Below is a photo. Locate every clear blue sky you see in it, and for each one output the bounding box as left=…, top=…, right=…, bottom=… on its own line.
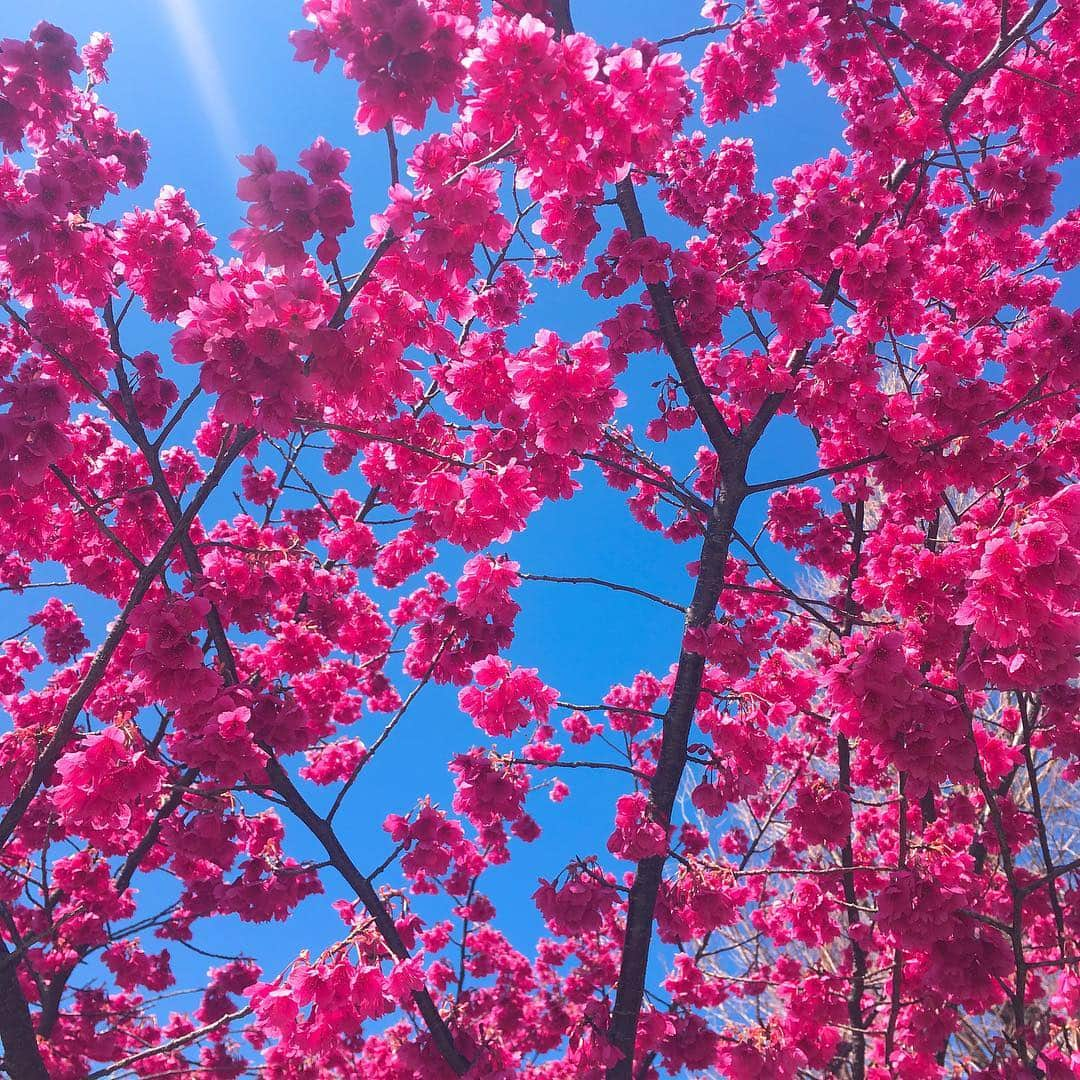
left=5, top=0, right=1075, bottom=1047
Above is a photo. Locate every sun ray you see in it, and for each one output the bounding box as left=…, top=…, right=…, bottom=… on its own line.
left=161, top=0, right=244, bottom=172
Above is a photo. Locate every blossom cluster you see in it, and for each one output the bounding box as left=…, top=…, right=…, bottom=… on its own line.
left=0, top=4, right=1078, bottom=1079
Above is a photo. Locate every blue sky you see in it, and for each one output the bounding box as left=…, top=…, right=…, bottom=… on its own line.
left=6, top=0, right=1076, bottom=1058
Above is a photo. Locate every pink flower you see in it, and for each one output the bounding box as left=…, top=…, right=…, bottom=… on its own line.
left=54, top=727, right=166, bottom=853
left=508, top=330, right=626, bottom=457
left=450, top=748, right=528, bottom=828
left=292, top=0, right=476, bottom=134
left=130, top=594, right=222, bottom=709
left=787, top=778, right=851, bottom=847
left=80, top=31, right=112, bottom=83
left=534, top=860, right=617, bottom=935
left=876, top=870, right=966, bottom=950
left=607, top=792, right=669, bottom=861
left=384, top=801, right=466, bottom=885
left=29, top=597, right=88, bottom=664
left=0, top=375, right=72, bottom=490
left=458, top=656, right=557, bottom=737
left=118, top=186, right=217, bottom=321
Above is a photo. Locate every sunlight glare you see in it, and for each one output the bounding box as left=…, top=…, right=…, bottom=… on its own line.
left=161, top=0, right=245, bottom=172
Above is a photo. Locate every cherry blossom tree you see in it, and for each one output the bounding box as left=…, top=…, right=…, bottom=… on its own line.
left=1, top=0, right=1079, bottom=1077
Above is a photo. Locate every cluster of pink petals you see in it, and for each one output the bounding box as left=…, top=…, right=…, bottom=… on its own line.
left=53, top=727, right=166, bottom=854
left=232, top=138, right=355, bottom=267
left=0, top=1, right=1077, bottom=1076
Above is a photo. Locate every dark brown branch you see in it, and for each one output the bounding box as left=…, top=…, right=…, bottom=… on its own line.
left=744, top=453, right=881, bottom=494
left=605, top=471, right=747, bottom=1079
left=262, top=755, right=471, bottom=1075
left=518, top=572, right=686, bottom=613
left=384, top=122, right=400, bottom=187
left=656, top=23, right=730, bottom=47
left=613, top=179, right=738, bottom=457
left=48, top=466, right=146, bottom=570
left=85, top=1006, right=252, bottom=1079
left=305, top=422, right=470, bottom=467
left=509, top=757, right=644, bottom=779
left=327, top=637, right=452, bottom=822
left=1022, top=856, right=1080, bottom=895
left=0, top=937, right=48, bottom=1078
left=836, top=500, right=869, bottom=1079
